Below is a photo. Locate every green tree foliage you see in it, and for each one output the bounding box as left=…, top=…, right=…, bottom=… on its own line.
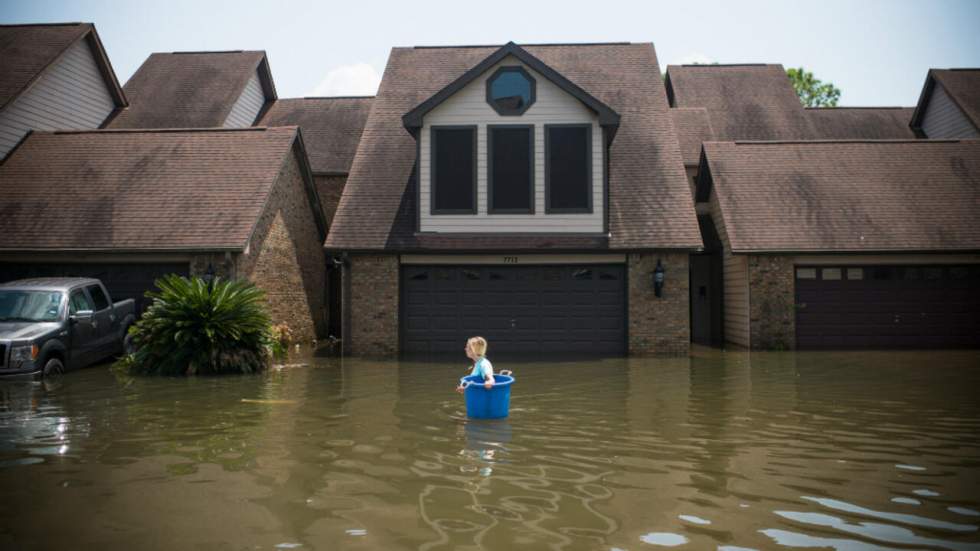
left=787, top=67, right=841, bottom=107
left=123, top=275, right=273, bottom=375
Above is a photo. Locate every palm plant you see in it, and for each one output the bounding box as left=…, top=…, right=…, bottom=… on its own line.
left=124, top=275, right=272, bottom=375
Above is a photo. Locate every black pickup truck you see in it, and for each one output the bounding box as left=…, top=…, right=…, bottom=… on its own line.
left=0, top=278, right=136, bottom=378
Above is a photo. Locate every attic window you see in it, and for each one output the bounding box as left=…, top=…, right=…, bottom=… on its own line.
left=486, top=66, right=536, bottom=116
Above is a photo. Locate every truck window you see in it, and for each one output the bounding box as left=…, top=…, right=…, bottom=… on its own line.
left=87, top=285, right=110, bottom=311
left=69, top=290, right=93, bottom=314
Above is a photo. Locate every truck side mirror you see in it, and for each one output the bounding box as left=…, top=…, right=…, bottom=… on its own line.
left=70, top=310, right=94, bottom=324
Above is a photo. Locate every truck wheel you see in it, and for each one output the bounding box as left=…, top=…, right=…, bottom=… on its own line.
left=43, top=358, right=65, bottom=378
left=123, top=332, right=136, bottom=355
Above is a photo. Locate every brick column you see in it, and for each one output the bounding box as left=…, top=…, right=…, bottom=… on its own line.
left=347, top=254, right=399, bottom=356
left=748, top=255, right=795, bottom=350
left=628, top=252, right=690, bottom=356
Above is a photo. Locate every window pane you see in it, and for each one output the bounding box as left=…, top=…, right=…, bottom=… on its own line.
left=547, top=126, right=591, bottom=211
left=432, top=127, right=475, bottom=212
left=70, top=291, right=92, bottom=313
left=846, top=268, right=864, bottom=280
left=87, top=285, right=110, bottom=311
left=796, top=268, right=816, bottom=280
left=821, top=268, right=841, bottom=280
left=487, top=68, right=533, bottom=114
left=490, top=126, right=533, bottom=212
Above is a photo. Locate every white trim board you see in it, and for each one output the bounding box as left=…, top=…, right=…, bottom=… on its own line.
left=400, top=254, right=626, bottom=265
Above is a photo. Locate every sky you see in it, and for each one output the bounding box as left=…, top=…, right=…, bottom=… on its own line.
left=2, top=0, right=979, bottom=106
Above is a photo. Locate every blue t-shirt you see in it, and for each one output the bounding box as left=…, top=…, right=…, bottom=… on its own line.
left=470, top=357, right=494, bottom=380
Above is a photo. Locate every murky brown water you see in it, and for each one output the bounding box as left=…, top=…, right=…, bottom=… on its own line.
left=1, top=348, right=979, bottom=550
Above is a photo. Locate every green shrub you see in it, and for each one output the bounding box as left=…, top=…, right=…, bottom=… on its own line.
left=124, top=275, right=272, bottom=375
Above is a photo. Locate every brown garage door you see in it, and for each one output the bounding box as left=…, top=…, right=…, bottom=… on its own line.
left=795, top=265, right=980, bottom=349
left=401, top=265, right=626, bottom=356
left=0, top=262, right=189, bottom=314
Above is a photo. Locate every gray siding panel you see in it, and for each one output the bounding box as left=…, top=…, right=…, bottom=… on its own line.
left=709, top=188, right=749, bottom=347
left=0, top=38, right=116, bottom=159
left=922, top=84, right=980, bottom=139
left=223, top=72, right=265, bottom=128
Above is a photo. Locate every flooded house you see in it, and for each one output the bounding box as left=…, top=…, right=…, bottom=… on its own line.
left=1, top=24, right=978, bottom=355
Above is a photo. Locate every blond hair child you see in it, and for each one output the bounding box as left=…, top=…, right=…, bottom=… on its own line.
left=456, top=336, right=494, bottom=392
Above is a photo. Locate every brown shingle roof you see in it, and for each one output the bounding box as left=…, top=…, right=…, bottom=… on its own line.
left=0, top=22, right=126, bottom=112
left=110, top=51, right=275, bottom=129
left=806, top=107, right=916, bottom=139
left=665, top=64, right=813, bottom=140
left=701, top=140, right=980, bottom=253
left=0, top=127, right=302, bottom=251
left=911, top=69, right=980, bottom=133
left=259, top=96, right=372, bottom=174
left=670, top=107, right=714, bottom=166
left=327, top=43, right=701, bottom=251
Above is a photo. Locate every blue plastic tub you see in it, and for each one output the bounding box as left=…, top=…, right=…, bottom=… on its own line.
left=460, top=373, right=515, bottom=419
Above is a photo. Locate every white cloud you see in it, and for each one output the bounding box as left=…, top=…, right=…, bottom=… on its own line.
left=310, top=63, right=381, bottom=96
left=673, top=52, right=715, bottom=65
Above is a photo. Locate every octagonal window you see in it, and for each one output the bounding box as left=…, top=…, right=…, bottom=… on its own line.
left=486, top=66, right=536, bottom=116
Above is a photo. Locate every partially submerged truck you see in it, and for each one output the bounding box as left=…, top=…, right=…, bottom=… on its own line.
left=0, top=278, right=136, bottom=378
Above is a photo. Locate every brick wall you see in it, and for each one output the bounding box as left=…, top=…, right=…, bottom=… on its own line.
left=238, top=150, right=327, bottom=342
left=748, top=255, right=795, bottom=350
left=628, top=252, right=690, bottom=356
left=346, top=254, right=399, bottom=356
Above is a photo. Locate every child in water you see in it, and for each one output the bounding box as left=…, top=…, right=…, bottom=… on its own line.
left=456, top=336, right=494, bottom=392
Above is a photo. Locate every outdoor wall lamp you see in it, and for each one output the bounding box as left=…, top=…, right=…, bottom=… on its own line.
left=203, top=263, right=216, bottom=291
left=652, top=260, right=665, bottom=298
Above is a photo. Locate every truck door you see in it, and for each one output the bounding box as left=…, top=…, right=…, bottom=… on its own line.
left=86, top=284, right=117, bottom=357
left=68, top=289, right=98, bottom=369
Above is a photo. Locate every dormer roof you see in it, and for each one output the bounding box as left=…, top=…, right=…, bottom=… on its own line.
left=402, top=42, right=620, bottom=135
left=109, top=50, right=276, bottom=128
left=0, top=22, right=127, bottom=112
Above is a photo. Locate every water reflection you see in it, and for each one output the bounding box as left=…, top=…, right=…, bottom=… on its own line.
left=0, top=350, right=977, bottom=550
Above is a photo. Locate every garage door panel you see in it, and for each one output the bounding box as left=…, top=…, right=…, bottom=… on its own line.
left=402, top=264, right=626, bottom=356
left=796, top=264, right=980, bottom=349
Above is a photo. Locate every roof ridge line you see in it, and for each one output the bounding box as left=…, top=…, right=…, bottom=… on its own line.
left=49, top=126, right=294, bottom=136
left=676, top=63, right=771, bottom=67
left=412, top=41, right=632, bottom=49
left=168, top=50, right=258, bottom=55
left=0, top=22, right=88, bottom=27
left=730, top=138, right=963, bottom=145
left=805, top=106, right=911, bottom=110
left=299, top=95, right=375, bottom=100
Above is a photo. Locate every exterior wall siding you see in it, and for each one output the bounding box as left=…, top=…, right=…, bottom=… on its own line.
left=747, top=256, right=795, bottom=350
left=346, top=255, right=399, bottom=356
left=419, top=56, right=603, bottom=233
left=237, top=151, right=327, bottom=342
left=627, top=252, right=690, bottom=356
left=707, top=188, right=749, bottom=347
left=0, top=37, right=116, bottom=158
left=223, top=71, right=265, bottom=128
left=921, top=83, right=980, bottom=139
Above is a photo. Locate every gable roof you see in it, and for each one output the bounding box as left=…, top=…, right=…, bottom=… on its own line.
left=109, top=50, right=276, bottom=129
left=670, top=107, right=714, bottom=166
left=806, top=107, right=916, bottom=139
left=665, top=64, right=813, bottom=140
left=259, top=96, right=373, bottom=175
left=402, top=42, right=620, bottom=132
left=700, top=140, right=980, bottom=253
left=0, top=127, right=323, bottom=252
left=327, top=42, right=700, bottom=252
left=0, top=22, right=126, bottom=112
left=911, top=69, right=980, bottom=134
